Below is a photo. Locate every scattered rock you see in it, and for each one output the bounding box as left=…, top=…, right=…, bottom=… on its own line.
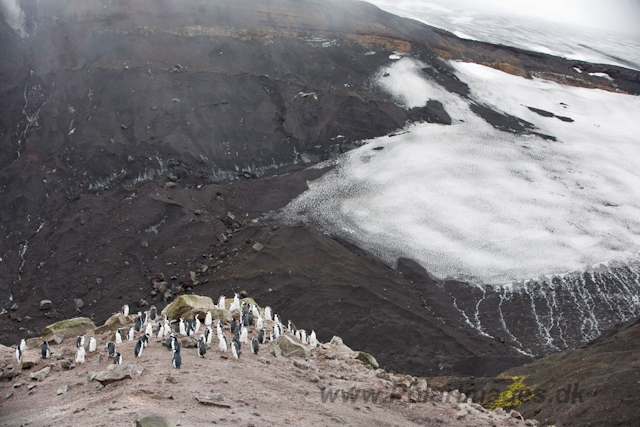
left=12, top=382, right=24, bottom=388
left=196, top=396, right=231, bottom=408
left=356, top=352, right=379, bottom=369
left=390, top=390, right=403, bottom=400
left=162, top=295, right=230, bottom=322
left=40, top=300, right=52, bottom=310
left=270, top=335, right=310, bottom=359
left=57, top=385, right=69, bottom=395
left=455, top=409, right=468, bottom=420
left=293, top=359, right=313, bottom=370
left=94, top=363, right=144, bottom=386
left=1, top=368, right=21, bottom=380
left=95, top=313, right=126, bottom=335
left=59, top=358, right=75, bottom=371
left=27, top=383, right=36, bottom=390
left=127, top=155, right=135, bottom=162
left=5, top=392, right=13, bottom=400
left=141, top=240, right=149, bottom=248
left=42, top=317, right=96, bottom=341
left=28, top=366, right=50, bottom=382
left=179, top=335, right=198, bottom=349
left=136, top=416, right=176, bottom=427
left=74, top=299, right=84, bottom=311
left=164, top=182, right=176, bottom=188
left=252, top=242, right=264, bottom=252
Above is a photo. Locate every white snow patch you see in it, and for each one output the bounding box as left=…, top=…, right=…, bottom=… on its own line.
left=279, top=59, right=640, bottom=285
left=588, top=72, right=614, bottom=82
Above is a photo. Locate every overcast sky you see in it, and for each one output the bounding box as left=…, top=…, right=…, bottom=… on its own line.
left=416, top=0, right=640, bottom=34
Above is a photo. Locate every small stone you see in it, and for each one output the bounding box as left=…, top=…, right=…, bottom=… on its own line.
left=12, top=382, right=24, bottom=388
left=5, top=392, right=13, bottom=400
left=136, top=416, right=176, bottom=427
left=29, top=366, right=51, bottom=382
left=252, top=243, right=264, bottom=252
left=121, top=124, right=128, bottom=130
left=194, top=209, right=202, bottom=215
left=40, top=300, right=52, bottom=310
left=456, top=410, right=468, bottom=420
left=27, top=384, right=36, bottom=390
left=390, top=390, right=403, bottom=400
left=293, top=359, right=312, bottom=370
left=141, top=240, right=149, bottom=248
left=74, top=299, right=84, bottom=311
left=165, top=182, right=177, bottom=188
left=57, top=385, right=69, bottom=395
left=510, top=410, right=523, bottom=419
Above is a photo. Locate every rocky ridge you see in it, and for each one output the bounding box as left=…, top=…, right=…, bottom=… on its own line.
left=1, top=294, right=540, bottom=426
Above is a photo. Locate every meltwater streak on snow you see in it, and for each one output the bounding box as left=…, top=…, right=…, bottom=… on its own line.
left=362, top=0, right=640, bottom=70
left=0, top=0, right=27, bottom=37
left=279, top=58, right=640, bottom=352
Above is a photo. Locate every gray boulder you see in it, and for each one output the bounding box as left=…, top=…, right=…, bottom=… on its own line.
left=94, top=363, right=144, bottom=386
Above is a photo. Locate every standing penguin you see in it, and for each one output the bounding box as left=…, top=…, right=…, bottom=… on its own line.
left=217, top=296, right=226, bottom=310
left=145, top=321, right=153, bottom=337
left=240, top=326, right=248, bottom=343
left=205, top=327, right=213, bottom=345
left=140, top=333, right=150, bottom=348
left=233, top=331, right=241, bottom=350
left=218, top=335, right=228, bottom=352
left=115, top=329, right=123, bottom=344
left=134, top=316, right=142, bottom=332
left=106, top=341, right=116, bottom=358
left=15, top=346, right=22, bottom=364
left=172, top=349, right=181, bottom=369
left=231, top=340, right=241, bottom=360
left=309, top=330, right=318, bottom=348
left=179, top=319, right=187, bottom=336
left=149, top=306, right=157, bottom=321
left=134, top=339, right=143, bottom=358
left=41, top=341, right=51, bottom=359
left=171, top=335, right=180, bottom=353
left=89, top=337, right=97, bottom=352
left=251, top=337, right=259, bottom=354
left=264, top=306, right=273, bottom=321
left=197, top=336, right=207, bottom=358
left=127, top=327, right=135, bottom=341
left=248, top=311, right=254, bottom=326
left=230, top=318, right=238, bottom=334
left=76, top=346, right=86, bottom=364
left=204, top=311, right=212, bottom=327
left=122, top=304, right=129, bottom=316
left=256, top=316, right=263, bottom=331
left=216, top=320, right=224, bottom=338
left=166, top=334, right=173, bottom=351
left=76, top=336, right=85, bottom=349
left=257, top=329, right=266, bottom=344
left=287, top=320, right=297, bottom=335
left=19, top=339, right=27, bottom=353
left=156, top=323, right=164, bottom=338
left=274, top=314, right=281, bottom=325
left=193, top=315, right=201, bottom=334
left=114, top=352, right=122, bottom=365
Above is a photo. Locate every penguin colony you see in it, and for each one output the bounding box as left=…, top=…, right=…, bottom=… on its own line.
left=15, top=295, right=319, bottom=371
